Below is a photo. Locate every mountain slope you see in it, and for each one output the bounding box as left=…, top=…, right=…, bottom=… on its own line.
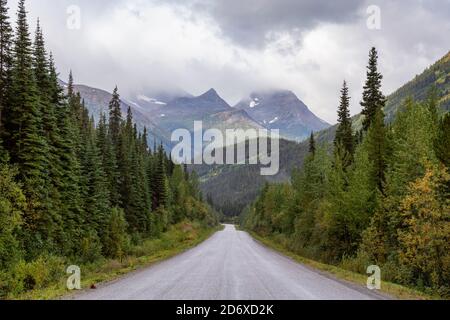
left=194, top=138, right=309, bottom=215
left=384, top=51, right=450, bottom=121
left=235, top=90, right=330, bottom=141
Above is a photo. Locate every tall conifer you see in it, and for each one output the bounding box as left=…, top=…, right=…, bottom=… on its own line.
left=361, top=47, right=386, bottom=132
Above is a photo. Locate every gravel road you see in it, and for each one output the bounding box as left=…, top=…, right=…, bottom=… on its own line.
left=71, top=224, right=388, bottom=300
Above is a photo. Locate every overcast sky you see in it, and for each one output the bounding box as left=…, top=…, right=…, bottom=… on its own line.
left=6, top=0, right=450, bottom=123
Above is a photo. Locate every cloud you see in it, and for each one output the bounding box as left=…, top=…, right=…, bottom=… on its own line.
left=5, top=0, right=450, bottom=123
left=163, top=0, right=365, bottom=48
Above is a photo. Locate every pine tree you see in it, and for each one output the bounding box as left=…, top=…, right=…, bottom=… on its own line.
left=361, top=47, right=386, bottom=132
left=103, top=207, right=129, bottom=260
left=80, top=116, right=110, bottom=242
left=366, top=108, right=388, bottom=193
left=97, top=113, right=120, bottom=206
left=54, top=76, right=83, bottom=255
left=435, top=113, right=450, bottom=169
left=107, top=86, right=122, bottom=206
left=152, top=143, right=169, bottom=210
left=5, top=0, right=54, bottom=255
left=335, top=81, right=354, bottom=166
left=426, top=86, right=439, bottom=126
left=118, top=107, right=132, bottom=217
left=308, top=131, right=316, bottom=155
left=33, top=19, right=63, bottom=239
left=109, top=86, right=122, bottom=147
left=0, top=0, right=12, bottom=161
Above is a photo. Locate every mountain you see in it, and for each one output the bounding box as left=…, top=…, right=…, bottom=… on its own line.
left=235, top=90, right=330, bottom=141
left=134, top=88, right=263, bottom=135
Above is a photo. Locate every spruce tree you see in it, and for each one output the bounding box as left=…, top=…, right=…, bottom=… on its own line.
left=361, top=47, right=386, bottom=132
left=97, top=113, right=120, bottom=206
left=109, top=86, right=122, bottom=147
left=33, top=19, right=63, bottom=235
left=334, top=81, right=354, bottom=166
left=80, top=116, right=110, bottom=242
left=435, top=113, right=450, bottom=168
left=366, top=108, right=388, bottom=194
left=152, top=143, right=169, bottom=210
left=53, top=72, right=83, bottom=254
left=0, top=0, right=12, bottom=161
left=308, top=131, right=316, bottom=155
left=5, top=0, right=54, bottom=255
left=107, top=86, right=123, bottom=206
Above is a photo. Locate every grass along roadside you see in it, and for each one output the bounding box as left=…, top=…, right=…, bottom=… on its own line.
left=246, top=230, right=434, bottom=300
left=11, top=222, right=223, bottom=300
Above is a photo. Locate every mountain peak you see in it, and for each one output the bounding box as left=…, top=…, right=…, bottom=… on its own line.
left=200, top=88, right=220, bottom=99
left=234, top=88, right=330, bottom=140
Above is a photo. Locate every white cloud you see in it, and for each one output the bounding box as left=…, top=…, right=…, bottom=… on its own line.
left=6, top=0, right=450, bottom=123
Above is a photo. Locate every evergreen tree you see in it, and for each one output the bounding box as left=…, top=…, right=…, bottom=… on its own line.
left=366, top=108, right=388, bottom=193
left=33, top=19, right=63, bottom=240
left=361, top=47, right=386, bottom=132
left=5, top=0, right=54, bottom=255
left=152, top=143, right=169, bottom=210
left=435, top=113, right=450, bottom=169
left=107, top=86, right=122, bottom=206
left=97, top=113, right=120, bottom=206
left=0, top=0, right=12, bottom=161
left=56, top=72, right=83, bottom=255
left=109, top=86, right=122, bottom=147
left=103, top=207, right=130, bottom=260
left=308, top=131, right=316, bottom=155
left=334, top=81, right=354, bottom=166
left=80, top=117, right=110, bottom=243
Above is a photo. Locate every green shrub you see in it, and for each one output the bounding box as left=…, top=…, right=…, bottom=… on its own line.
left=80, top=230, right=103, bottom=263
left=1, top=255, right=65, bottom=297
left=103, top=208, right=131, bottom=260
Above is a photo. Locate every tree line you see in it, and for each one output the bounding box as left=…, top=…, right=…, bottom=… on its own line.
left=242, top=47, right=450, bottom=297
left=0, top=0, right=216, bottom=296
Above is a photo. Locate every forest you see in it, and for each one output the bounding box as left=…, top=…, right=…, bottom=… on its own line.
left=241, top=48, right=450, bottom=297
left=0, top=0, right=217, bottom=297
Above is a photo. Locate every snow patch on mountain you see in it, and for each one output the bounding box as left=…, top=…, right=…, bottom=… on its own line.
left=138, top=94, right=167, bottom=105
left=269, top=117, right=279, bottom=124
left=127, top=101, right=144, bottom=110
left=249, top=98, right=260, bottom=108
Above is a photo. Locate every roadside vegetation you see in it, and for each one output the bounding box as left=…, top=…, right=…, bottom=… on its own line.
left=7, top=222, right=221, bottom=300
